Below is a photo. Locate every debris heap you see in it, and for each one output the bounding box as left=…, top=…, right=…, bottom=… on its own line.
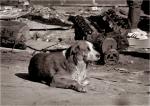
left=0, top=20, right=30, bottom=49
left=27, top=5, right=72, bottom=26
left=69, top=9, right=129, bottom=65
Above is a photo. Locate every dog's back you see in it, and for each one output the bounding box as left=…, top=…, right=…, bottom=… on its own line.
left=29, top=53, right=48, bottom=82
left=28, top=52, right=68, bottom=83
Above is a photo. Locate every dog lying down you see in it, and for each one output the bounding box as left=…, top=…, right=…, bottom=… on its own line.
left=28, top=40, right=100, bottom=93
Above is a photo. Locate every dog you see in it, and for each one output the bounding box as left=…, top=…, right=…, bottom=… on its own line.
left=28, top=40, right=100, bottom=93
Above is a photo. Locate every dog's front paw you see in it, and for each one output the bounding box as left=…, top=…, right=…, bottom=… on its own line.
left=70, top=81, right=88, bottom=93
left=76, top=85, right=87, bottom=93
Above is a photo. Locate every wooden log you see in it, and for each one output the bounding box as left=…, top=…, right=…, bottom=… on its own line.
left=102, top=37, right=117, bottom=53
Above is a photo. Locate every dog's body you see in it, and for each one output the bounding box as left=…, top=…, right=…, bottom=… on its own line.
left=28, top=41, right=100, bottom=92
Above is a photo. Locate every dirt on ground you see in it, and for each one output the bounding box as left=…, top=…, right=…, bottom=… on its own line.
left=1, top=6, right=150, bottom=106
left=1, top=30, right=149, bottom=106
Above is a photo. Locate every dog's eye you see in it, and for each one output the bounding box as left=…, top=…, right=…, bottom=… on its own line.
left=87, top=47, right=91, bottom=51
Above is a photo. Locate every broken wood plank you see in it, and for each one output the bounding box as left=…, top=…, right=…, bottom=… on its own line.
left=128, top=38, right=150, bottom=49
left=25, top=20, right=71, bottom=30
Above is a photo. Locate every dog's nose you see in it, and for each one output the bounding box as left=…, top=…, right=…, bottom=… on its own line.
left=96, top=54, right=100, bottom=58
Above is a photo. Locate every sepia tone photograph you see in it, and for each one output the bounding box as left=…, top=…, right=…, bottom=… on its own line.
left=0, top=0, right=149, bottom=105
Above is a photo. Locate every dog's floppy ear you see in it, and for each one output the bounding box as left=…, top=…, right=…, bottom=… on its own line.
left=72, top=45, right=80, bottom=54
left=73, top=54, right=78, bottom=65
left=66, top=44, right=80, bottom=57
left=65, top=44, right=80, bottom=65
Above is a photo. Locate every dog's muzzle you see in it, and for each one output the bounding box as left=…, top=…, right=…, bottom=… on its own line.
left=87, top=51, right=100, bottom=61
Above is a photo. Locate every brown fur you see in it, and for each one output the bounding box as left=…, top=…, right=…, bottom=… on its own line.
left=28, top=41, right=100, bottom=92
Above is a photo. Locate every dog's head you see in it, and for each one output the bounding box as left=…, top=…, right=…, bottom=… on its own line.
left=66, top=40, right=100, bottom=65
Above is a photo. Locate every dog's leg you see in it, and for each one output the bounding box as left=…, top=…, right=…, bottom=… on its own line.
left=81, top=79, right=90, bottom=86
left=51, top=75, right=87, bottom=93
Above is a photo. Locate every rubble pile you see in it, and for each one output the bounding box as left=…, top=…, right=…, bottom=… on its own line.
left=102, top=9, right=129, bottom=29
left=27, top=5, right=72, bottom=26
left=68, top=15, right=93, bottom=40
left=30, top=5, right=57, bottom=19
left=0, top=20, right=30, bottom=49
left=69, top=9, right=129, bottom=64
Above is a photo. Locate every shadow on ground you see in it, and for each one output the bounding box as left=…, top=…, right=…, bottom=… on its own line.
left=15, top=73, right=30, bottom=81
left=120, top=52, right=150, bottom=59
left=15, top=73, right=50, bottom=86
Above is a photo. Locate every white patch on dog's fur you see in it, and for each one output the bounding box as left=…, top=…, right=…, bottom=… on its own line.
left=70, top=41, right=99, bottom=86
left=71, top=61, right=87, bottom=85
left=85, top=41, right=100, bottom=61
left=62, top=50, right=67, bottom=57
left=62, top=41, right=99, bottom=86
